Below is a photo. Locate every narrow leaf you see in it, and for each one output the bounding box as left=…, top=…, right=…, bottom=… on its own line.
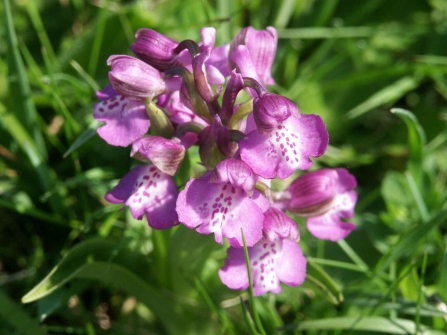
left=3, top=0, right=47, bottom=158
left=438, top=248, right=447, bottom=303
left=346, top=75, right=422, bottom=119
left=306, top=260, right=344, bottom=304
left=285, top=316, right=444, bottom=334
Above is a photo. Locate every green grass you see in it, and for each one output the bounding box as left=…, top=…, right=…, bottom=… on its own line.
left=1, top=0, right=447, bottom=334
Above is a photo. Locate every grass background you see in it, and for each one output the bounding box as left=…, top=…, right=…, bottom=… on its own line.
left=1, top=0, right=447, bottom=334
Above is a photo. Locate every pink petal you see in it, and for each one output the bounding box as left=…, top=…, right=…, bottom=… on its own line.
left=306, top=191, right=357, bottom=241
left=105, top=164, right=178, bottom=229
left=240, top=113, right=328, bottom=179
left=276, top=239, right=307, bottom=286
left=94, top=96, right=150, bottom=147
left=176, top=176, right=268, bottom=247
left=218, top=247, right=249, bottom=291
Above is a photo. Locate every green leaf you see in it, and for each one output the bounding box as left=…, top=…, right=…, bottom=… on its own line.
left=63, top=120, right=101, bottom=158
left=391, top=108, right=427, bottom=189
left=22, top=238, right=187, bottom=335
left=0, top=102, right=65, bottom=213
left=306, top=260, right=344, bottom=305
left=346, top=75, right=423, bottom=119
left=3, top=0, right=47, bottom=158
left=0, top=289, right=48, bottom=335
left=284, top=316, right=444, bottom=334
left=376, top=209, right=447, bottom=272
left=277, top=26, right=375, bottom=39
left=438, top=248, right=447, bottom=303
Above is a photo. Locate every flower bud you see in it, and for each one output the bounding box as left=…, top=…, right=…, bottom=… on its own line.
left=286, top=169, right=357, bottom=217
left=263, top=207, right=299, bottom=242
left=131, top=136, right=185, bottom=176
left=253, top=93, right=298, bottom=135
left=108, top=55, right=166, bottom=101
left=130, top=29, right=179, bottom=70
left=229, top=26, right=277, bottom=85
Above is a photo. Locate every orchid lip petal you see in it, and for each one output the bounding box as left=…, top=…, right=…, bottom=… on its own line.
left=240, top=113, right=329, bottom=179
left=105, top=164, right=178, bottom=229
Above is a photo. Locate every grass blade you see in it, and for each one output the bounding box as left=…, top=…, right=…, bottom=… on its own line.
left=346, top=75, right=423, bottom=119
left=3, top=0, right=47, bottom=158
left=376, top=209, right=447, bottom=272
left=287, top=316, right=444, bottom=334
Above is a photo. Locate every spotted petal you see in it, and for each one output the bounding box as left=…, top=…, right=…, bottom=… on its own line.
left=105, top=164, right=178, bottom=229
left=218, top=239, right=306, bottom=296
left=94, top=96, right=150, bottom=147
left=176, top=175, right=270, bottom=247
left=240, top=113, right=328, bottom=179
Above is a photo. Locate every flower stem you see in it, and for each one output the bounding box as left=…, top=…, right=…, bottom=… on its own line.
left=241, top=229, right=267, bottom=335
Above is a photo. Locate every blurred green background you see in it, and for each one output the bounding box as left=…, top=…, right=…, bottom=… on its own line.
left=1, top=0, right=447, bottom=334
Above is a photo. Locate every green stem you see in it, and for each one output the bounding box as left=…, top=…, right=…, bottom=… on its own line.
left=241, top=230, right=267, bottom=335
left=144, top=99, right=175, bottom=138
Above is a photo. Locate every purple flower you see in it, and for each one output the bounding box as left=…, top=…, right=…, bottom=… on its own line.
left=131, top=136, right=185, bottom=176
left=130, top=28, right=181, bottom=70
left=262, top=207, right=299, bottom=242
left=209, top=158, right=256, bottom=197
left=286, top=168, right=357, bottom=241
left=253, top=93, right=299, bottom=135
left=108, top=55, right=167, bottom=101
left=176, top=172, right=270, bottom=247
left=230, top=45, right=263, bottom=96
left=229, top=26, right=277, bottom=86
left=239, top=113, right=328, bottom=179
left=218, top=238, right=306, bottom=296
left=105, top=164, right=178, bottom=229
left=192, top=27, right=223, bottom=102
left=93, top=92, right=150, bottom=147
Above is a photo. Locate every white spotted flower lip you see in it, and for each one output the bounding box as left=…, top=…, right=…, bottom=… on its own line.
left=105, top=164, right=178, bottom=229
left=239, top=113, right=329, bottom=179
left=94, top=94, right=150, bottom=147
left=218, top=238, right=307, bottom=296
left=176, top=171, right=270, bottom=248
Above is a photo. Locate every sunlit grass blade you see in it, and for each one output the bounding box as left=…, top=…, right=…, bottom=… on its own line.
left=3, top=0, right=47, bottom=158
left=23, top=0, right=60, bottom=72
left=0, top=102, right=64, bottom=213
left=88, top=1, right=110, bottom=77
left=345, top=75, right=423, bottom=119
left=241, top=230, right=267, bottom=335
left=240, top=297, right=258, bottom=335
left=276, top=26, right=375, bottom=39
left=274, top=0, right=299, bottom=29
left=415, top=252, right=428, bottom=334
left=0, top=289, right=48, bottom=335
left=405, top=171, right=430, bottom=222
left=70, top=60, right=100, bottom=92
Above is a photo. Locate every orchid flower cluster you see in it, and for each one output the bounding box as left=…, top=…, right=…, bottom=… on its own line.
left=93, top=26, right=358, bottom=296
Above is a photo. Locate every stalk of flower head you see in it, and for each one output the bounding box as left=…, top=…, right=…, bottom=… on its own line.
left=93, top=25, right=358, bottom=296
